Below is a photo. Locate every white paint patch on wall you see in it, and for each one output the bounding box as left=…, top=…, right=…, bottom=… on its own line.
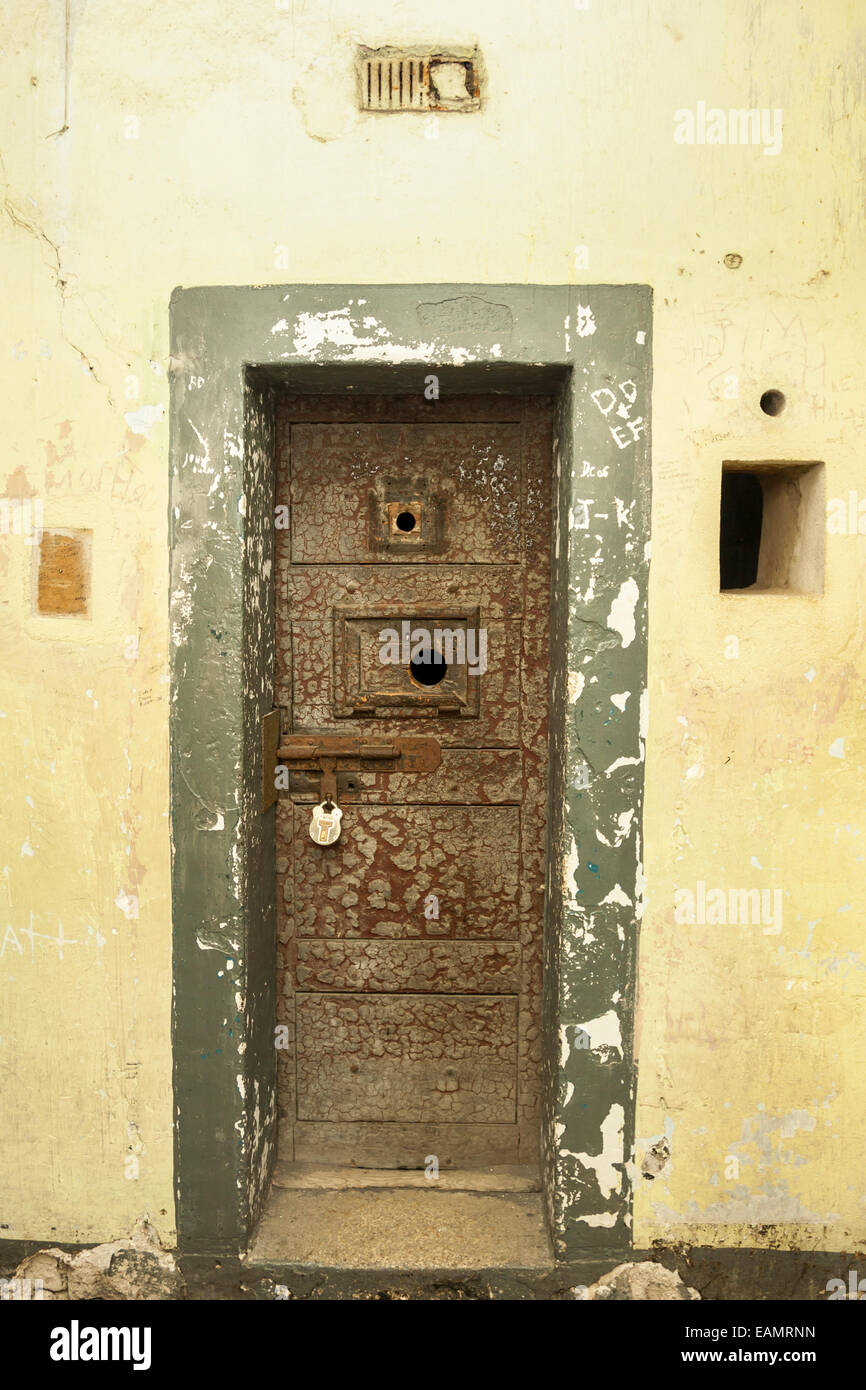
left=578, top=1210, right=618, bottom=1226
left=289, top=306, right=477, bottom=367
left=596, top=808, right=636, bottom=848
left=567, top=670, right=585, bottom=702
left=607, top=577, right=639, bottom=647
left=605, top=754, right=641, bottom=775
left=578, top=1008, right=623, bottom=1057
left=124, top=404, right=165, bottom=437
left=570, top=1103, right=625, bottom=1200
left=600, top=882, right=632, bottom=908
left=292, top=306, right=376, bottom=354
left=561, top=832, right=580, bottom=906
left=114, top=892, right=139, bottom=920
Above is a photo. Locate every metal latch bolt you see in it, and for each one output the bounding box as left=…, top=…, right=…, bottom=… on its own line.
left=260, top=712, right=440, bottom=813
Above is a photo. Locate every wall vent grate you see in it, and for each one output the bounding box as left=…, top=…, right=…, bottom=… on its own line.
left=357, top=47, right=482, bottom=112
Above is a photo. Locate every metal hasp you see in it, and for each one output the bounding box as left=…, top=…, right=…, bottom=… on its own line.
left=261, top=710, right=440, bottom=812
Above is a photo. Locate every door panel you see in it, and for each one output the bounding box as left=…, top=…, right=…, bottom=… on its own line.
left=296, top=994, right=518, bottom=1123
left=275, top=392, right=553, bottom=1168
left=289, top=423, right=524, bottom=564
left=292, top=1122, right=521, bottom=1169
left=292, top=803, right=520, bottom=939
left=291, top=617, right=519, bottom=742
left=295, top=942, right=521, bottom=993
left=284, top=565, right=524, bottom=618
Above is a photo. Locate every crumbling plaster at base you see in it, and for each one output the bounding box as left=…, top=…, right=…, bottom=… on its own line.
left=12, top=1221, right=183, bottom=1300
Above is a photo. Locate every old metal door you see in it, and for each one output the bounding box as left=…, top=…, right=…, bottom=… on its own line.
left=274, top=392, right=553, bottom=1170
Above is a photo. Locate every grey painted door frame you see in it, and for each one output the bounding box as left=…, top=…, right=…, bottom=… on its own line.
left=169, top=284, right=652, bottom=1260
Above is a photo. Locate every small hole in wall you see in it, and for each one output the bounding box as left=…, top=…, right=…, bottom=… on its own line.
left=720, top=461, right=825, bottom=594
left=395, top=510, right=417, bottom=532
left=408, top=650, right=448, bottom=686
left=760, top=389, right=786, bottom=416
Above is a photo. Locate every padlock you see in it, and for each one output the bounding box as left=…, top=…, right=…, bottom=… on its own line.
left=309, top=799, right=343, bottom=846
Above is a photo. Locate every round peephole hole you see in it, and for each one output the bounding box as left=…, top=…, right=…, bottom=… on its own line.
left=760, top=389, right=786, bottom=416
left=409, top=651, right=448, bottom=687
left=395, top=510, right=417, bottom=532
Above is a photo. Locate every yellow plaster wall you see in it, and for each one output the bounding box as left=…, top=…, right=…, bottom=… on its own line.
left=0, top=0, right=863, bottom=1248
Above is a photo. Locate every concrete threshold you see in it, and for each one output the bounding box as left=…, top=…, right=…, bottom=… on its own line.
left=270, top=1161, right=540, bottom=1192
left=247, top=1166, right=553, bottom=1270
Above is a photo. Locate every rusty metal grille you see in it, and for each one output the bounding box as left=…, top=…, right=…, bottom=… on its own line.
left=357, top=49, right=481, bottom=112
left=362, top=57, right=429, bottom=111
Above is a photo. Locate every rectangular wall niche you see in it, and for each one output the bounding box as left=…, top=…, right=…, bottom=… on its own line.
left=719, top=461, right=825, bottom=594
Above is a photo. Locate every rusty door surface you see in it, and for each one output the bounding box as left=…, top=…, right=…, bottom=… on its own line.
left=274, top=392, right=553, bottom=1169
